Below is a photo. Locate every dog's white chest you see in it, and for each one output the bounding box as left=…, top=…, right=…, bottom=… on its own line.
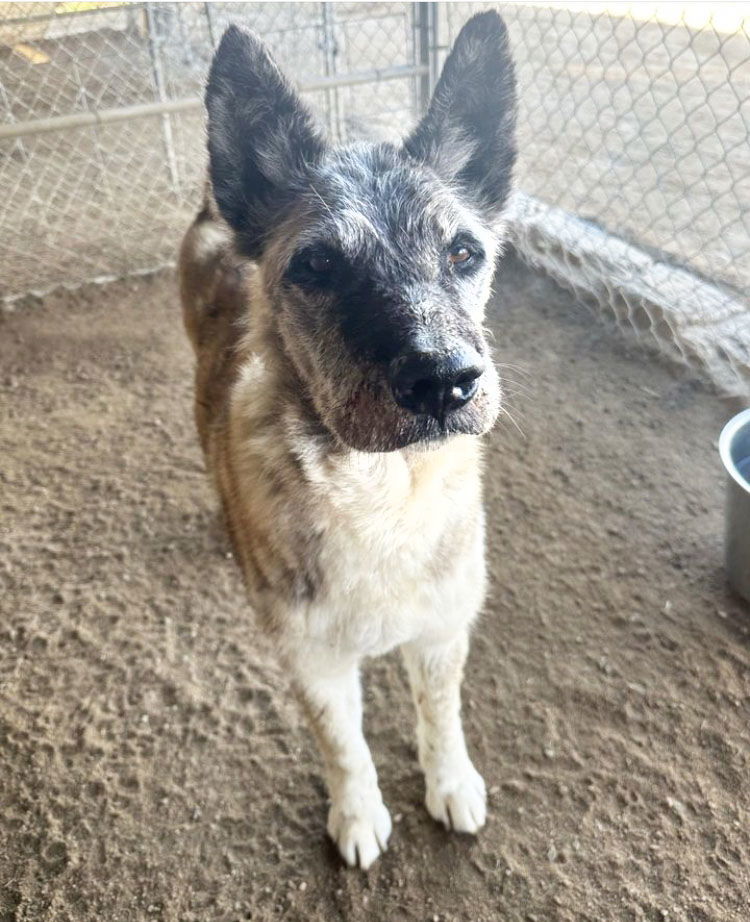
left=298, top=442, right=486, bottom=657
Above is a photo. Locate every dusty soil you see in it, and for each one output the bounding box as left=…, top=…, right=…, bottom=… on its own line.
left=1, top=256, right=748, bottom=922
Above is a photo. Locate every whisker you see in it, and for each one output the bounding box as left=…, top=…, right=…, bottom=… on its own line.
left=500, top=378, right=533, bottom=397
left=497, top=404, right=526, bottom=440
left=500, top=387, right=533, bottom=407
left=495, top=362, right=533, bottom=379
left=500, top=396, right=525, bottom=412
left=309, top=183, right=334, bottom=218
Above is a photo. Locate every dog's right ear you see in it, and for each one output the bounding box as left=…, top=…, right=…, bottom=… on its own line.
left=205, top=25, right=326, bottom=256
left=404, top=11, right=517, bottom=225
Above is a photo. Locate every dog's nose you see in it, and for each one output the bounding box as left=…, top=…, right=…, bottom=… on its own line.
left=388, top=348, right=485, bottom=422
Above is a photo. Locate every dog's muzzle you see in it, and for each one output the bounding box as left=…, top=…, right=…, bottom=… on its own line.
left=388, top=347, right=485, bottom=424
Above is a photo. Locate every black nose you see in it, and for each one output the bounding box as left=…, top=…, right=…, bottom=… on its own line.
left=388, top=348, right=485, bottom=423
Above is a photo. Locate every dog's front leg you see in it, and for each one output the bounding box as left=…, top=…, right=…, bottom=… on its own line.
left=402, top=631, right=487, bottom=833
left=292, top=657, right=391, bottom=869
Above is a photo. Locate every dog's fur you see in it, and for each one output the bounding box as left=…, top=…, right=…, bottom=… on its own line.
left=179, top=11, right=516, bottom=869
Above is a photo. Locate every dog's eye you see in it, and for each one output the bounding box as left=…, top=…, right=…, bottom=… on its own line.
left=307, top=253, right=332, bottom=274
left=447, top=244, right=473, bottom=267
left=286, top=247, right=341, bottom=290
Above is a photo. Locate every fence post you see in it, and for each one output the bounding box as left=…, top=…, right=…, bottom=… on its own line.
left=415, top=2, right=430, bottom=116
left=146, top=4, right=181, bottom=200
left=321, top=2, right=344, bottom=141
left=203, top=1, right=217, bottom=48
left=415, top=2, right=440, bottom=116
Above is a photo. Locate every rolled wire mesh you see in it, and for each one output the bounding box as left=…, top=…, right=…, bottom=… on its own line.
left=1, top=2, right=748, bottom=394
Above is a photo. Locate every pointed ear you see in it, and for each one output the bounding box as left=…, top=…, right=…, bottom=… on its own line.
left=205, top=25, right=326, bottom=256
left=404, top=11, right=517, bottom=223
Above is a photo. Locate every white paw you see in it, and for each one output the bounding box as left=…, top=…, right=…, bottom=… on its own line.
left=327, top=793, right=392, bottom=869
left=425, top=760, right=487, bottom=834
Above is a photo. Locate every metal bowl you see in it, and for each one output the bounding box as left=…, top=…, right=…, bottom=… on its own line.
left=719, top=408, right=750, bottom=602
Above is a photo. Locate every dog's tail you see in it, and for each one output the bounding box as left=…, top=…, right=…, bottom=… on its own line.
left=195, top=177, right=221, bottom=225
left=178, top=177, right=251, bottom=455
left=178, top=178, right=238, bottom=354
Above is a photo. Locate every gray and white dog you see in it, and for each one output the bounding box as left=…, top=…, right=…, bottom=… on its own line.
left=179, top=11, right=516, bottom=868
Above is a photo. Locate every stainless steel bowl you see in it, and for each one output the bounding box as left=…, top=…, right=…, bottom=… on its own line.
left=719, top=408, right=750, bottom=602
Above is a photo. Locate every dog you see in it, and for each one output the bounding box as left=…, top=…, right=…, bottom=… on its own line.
left=179, top=10, right=516, bottom=869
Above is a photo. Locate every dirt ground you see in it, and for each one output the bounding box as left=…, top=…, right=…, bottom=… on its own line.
left=1, top=255, right=748, bottom=922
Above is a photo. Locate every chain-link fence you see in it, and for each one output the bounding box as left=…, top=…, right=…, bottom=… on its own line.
left=0, top=2, right=427, bottom=295
left=1, top=2, right=749, bottom=395
left=445, top=3, right=750, bottom=396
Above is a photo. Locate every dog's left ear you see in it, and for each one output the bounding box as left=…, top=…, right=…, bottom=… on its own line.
left=404, top=11, right=517, bottom=224
left=205, top=25, right=326, bottom=256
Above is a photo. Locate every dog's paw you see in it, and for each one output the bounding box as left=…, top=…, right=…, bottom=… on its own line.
left=425, top=760, right=487, bottom=834
left=327, top=794, right=392, bottom=869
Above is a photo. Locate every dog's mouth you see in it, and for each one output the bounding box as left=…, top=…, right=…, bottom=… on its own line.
left=326, top=368, right=501, bottom=453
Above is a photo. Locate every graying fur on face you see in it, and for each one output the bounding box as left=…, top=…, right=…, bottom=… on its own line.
left=205, top=11, right=516, bottom=452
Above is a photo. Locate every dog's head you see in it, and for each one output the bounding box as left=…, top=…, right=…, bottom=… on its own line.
left=206, top=12, right=516, bottom=452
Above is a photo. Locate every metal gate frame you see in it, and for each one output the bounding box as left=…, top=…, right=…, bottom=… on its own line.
left=0, top=4, right=434, bottom=145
